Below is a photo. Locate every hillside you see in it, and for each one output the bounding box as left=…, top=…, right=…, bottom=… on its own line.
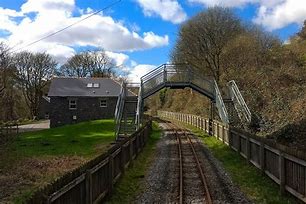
left=147, top=9, right=306, bottom=151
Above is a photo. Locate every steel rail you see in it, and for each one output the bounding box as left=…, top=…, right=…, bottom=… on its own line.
left=169, top=122, right=212, bottom=204
left=177, top=128, right=184, bottom=204
left=185, top=132, right=212, bottom=204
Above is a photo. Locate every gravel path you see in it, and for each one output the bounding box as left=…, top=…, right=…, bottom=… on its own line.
left=136, top=121, right=252, bottom=203
left=18, top=120, right=50, bottom=132
left=136, top=121, right=179, bottom=203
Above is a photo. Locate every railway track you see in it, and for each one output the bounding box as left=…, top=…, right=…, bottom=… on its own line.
left=167, top=122, right=212, bottom=204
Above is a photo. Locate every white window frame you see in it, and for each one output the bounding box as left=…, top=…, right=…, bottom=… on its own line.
left=93, top=83, right=100, bottom=88
left=100, top=99, right=107, bottom=107
left=69, top=99, right=77, bottom=110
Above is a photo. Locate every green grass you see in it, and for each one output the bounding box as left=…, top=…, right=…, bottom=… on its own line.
left=173, top=120, right=299, bottom=204
left=11, top=119, right=115, bottom=158
left=106, top=121, right=161, bottom=203
left=0, top=119, right=116, bottom=204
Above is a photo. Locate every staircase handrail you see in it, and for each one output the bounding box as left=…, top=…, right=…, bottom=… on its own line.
left=114, top=81, right=124, bottom=119
left=115, top=82, right=126, bottom=139
left=214, top=80, right=229, bottom=124
left=228, top=80, right=251, bottom=122
left=135, top=84, right=142, bottom=129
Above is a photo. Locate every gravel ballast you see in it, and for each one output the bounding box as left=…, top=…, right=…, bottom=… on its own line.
left=136, top=121, right=252, bottom=203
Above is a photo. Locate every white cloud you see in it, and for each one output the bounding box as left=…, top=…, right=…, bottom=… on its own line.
left=136, top=0, right=187, bottom=24
left=127, top=64, right=156, bottom=83
left=188, top=0, right=257, bottom=8
left=0, top=0, right=169, bottom=64
left=0, top=8, right=23, bottom=32
left=21, top=0, right=75, bottom=14
left=253, top=0, right=306, bottom=30
left=105, top=51, right=130, bottom=66
left=187, top=0, right=306, bottom=30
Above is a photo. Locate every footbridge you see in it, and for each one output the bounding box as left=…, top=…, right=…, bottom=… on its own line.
left=114, top=64, right=251, bottom=139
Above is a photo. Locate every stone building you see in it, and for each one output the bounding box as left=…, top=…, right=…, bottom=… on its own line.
left=48, top=77, right=136, bottom=128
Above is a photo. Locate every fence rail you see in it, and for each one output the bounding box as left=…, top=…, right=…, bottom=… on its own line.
left=158, top=111, right=306, bottom=203
left=0, top=122, right=19, bottom=135
left=26, top=121, right=152, bottom=204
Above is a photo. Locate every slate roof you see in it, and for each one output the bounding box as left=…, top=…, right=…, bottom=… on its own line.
left=48, top=78, right=136, bottom=97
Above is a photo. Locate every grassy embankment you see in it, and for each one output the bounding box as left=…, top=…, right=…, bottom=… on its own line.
left=0, top=119, right=115, bottom=203
left=173, top=120, right=299, bottom=204
left=106, top=121, right=161, bottom=203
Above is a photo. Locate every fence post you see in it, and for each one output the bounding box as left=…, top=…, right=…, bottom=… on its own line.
left=130, top=139, right=133, bottom=161
left=222, top=126, right=225, bottom=143
left=260, top=141, right=265, bottom=174
left=85, top=171, right=92, bottom=204
left=279, top=152, right=285, bottom=194
left=237, top=134, right=241, bottom=153
left=108, top=154, right=114, bottom=194
left=198, top=118, right=201, bottom=130
left=246, top=136, right=250, bottom=163
left=119, top=146, right=125, bottom=176
left=209, top=119, right=213, bottom=136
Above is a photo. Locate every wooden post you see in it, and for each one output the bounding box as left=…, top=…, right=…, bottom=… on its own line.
left=119, top=147, right=125, bottom=175
left=246, top=136, right=250, bottom=163
left=237, top=134, right=241, bottom=153
left=85, top=171, right=92, bottom=204
left=217, top=124, right=219, bottom=140
left=108, top=154, right=114, bottom=194
left=129, top=139, right=133, bottom=161
left=222, top=126, right=225, bottom=143
left=260, top=141, right=265, bottom=174
left=279, top=152, right=285, bottom=194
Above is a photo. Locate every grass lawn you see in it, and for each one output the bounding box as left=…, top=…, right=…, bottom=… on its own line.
left=11, top=119, right=115, bottom=157
left=172, top=120, right=299, bottom=204
left=106, top=121, right=162, bottom=203
left=0, top=119, right=115, bottom=203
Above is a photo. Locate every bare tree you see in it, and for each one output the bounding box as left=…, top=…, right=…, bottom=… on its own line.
left=15, top=52, right=57, bottom=118
left=171, top=7, right=243, bottom=82
left=60, top=50, right=115, bottom=77
left=0, top=43, right=13, bottom=95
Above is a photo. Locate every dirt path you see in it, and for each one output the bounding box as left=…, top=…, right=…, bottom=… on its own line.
left=136, top=120, right=252, bottom=203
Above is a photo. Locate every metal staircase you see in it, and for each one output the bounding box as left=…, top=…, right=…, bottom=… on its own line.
left=114, top=82, right=138, bottom=140
left=114, top=64, right=251, bottom=138
left=227, top=80, right=251, bottom=125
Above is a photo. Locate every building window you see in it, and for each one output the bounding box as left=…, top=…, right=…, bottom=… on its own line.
left=45, top=112, right=49, bottom=119
left=69, top=99, right=77, bottom=110
left=87, top=83, right=100, bottom=88
left=100, top=100, right=107, bottom=107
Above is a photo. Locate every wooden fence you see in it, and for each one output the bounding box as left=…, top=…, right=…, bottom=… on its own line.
left=26, top=121, right=152, bottom=204
left=0, top=122, right=19, bottom=135
left=159, top=111, right=306, bottom=203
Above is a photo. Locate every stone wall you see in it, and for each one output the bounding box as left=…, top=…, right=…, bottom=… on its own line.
left=50, top=96, right=123, bottom=128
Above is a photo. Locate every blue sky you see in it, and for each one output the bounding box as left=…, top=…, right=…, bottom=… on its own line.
left=0, top=0, right=305, bottom=81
